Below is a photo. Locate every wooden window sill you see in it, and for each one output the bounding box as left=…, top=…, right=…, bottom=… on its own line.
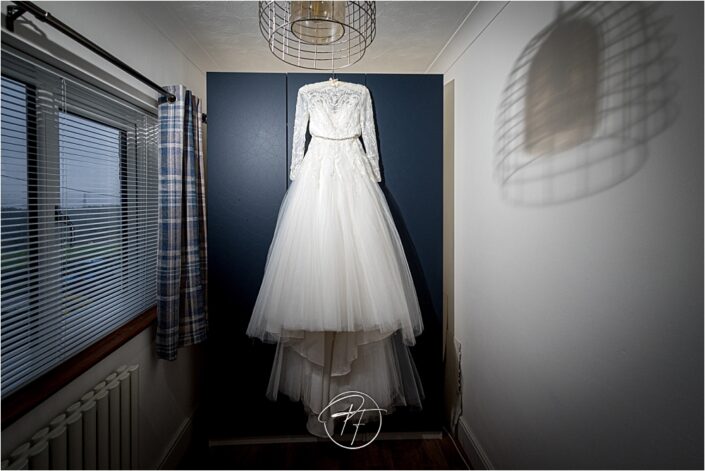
left=1, top=306, right=157, bottom=430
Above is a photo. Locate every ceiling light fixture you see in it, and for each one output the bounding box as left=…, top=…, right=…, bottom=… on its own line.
left=259, top=1, right=376, bottom=71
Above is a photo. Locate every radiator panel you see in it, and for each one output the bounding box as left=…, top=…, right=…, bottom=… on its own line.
left=4, top=365, right=140, bottom=470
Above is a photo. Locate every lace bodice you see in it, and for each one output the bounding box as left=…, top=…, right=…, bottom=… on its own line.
left=290, top=81, right=381, bottom=182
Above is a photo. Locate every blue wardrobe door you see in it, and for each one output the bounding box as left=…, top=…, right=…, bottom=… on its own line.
left=366, top=74, right=444, bottom=324
left=366, top=74, right=444, bottom=427
left=206, top=72, right=309, bottom=437
left=206, top=73, right=287, bottom=325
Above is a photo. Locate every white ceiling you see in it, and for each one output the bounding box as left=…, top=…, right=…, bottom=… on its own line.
left=136, top=1, right=477, bottom=74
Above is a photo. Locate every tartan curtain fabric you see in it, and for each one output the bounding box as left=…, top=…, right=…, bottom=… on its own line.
left=156, top=85, right=208, bottom=360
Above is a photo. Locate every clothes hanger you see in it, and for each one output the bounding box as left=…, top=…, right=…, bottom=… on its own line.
left=329, top=68, right=339, bottom=86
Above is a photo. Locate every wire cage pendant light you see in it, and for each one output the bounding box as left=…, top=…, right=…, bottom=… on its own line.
left=259, top=1, right=376, bottom=70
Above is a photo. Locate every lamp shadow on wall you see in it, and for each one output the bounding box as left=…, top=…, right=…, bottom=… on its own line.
left=494, top=2, right=679, bottom=206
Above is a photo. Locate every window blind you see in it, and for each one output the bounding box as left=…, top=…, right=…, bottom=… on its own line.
left=1, top=45, right=158, bottom=396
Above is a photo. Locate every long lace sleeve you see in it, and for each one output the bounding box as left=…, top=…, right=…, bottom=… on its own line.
left=361, top=88, right=382, bottom=182
left=290, top=89, right=309, bottom=181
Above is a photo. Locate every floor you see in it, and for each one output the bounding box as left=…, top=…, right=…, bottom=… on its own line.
left=179, top=432, right=470, bottom=469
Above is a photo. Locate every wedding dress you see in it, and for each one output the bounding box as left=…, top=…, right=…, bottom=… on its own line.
left=246, top=80, right=424, bottom=436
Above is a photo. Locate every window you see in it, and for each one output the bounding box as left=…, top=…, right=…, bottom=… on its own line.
left=1, top=46, right=158, bottom=397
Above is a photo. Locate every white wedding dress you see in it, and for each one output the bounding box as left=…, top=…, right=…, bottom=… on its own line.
left=246, top=80, right=424, bottom=436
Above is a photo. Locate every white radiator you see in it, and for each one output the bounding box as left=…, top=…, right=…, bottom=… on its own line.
left=3, top=364, right=140, bottom=470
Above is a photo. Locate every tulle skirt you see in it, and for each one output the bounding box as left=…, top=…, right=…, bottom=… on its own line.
left=246, top=137, right=425, bottom=428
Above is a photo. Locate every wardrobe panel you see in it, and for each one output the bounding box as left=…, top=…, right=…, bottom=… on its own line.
left=207, top=72, right=287, bottom=320
left=366, top=74, right=445, bottom=425
left=366, top=74, right=444, bottom=323
left=206, top=73, right=303, bottom=437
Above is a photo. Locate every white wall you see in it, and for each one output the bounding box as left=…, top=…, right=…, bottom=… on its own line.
left=1, top=2, right=207, bottom=468
left=1, top=1, right=207, bottom=105
left=441, top=2, right=703, bottom=468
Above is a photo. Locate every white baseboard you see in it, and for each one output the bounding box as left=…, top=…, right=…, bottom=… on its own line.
left=159, top=412, right=195, bottom=470
left=456, top=417, right=494, bottom=470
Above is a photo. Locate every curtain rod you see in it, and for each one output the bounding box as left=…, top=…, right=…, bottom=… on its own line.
left=5, top=1, right=207, bottom=124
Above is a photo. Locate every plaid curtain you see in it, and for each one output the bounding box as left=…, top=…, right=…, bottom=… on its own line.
left=156, top=85, right=208, bottom=360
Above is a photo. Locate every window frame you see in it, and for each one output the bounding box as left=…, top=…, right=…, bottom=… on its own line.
left=0, top=68, right=158, bottom=429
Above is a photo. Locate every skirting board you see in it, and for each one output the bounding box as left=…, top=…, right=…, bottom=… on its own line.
left=210, top=430, right=443, bottom=447
left=456, top=417, right=494, bottom=470
left=159, top=413, right=195, bottom=470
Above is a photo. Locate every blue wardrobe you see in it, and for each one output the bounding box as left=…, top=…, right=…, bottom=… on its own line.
left=206, top=73, right=443, bottom=437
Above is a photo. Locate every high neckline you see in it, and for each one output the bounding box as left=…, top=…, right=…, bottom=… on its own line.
left=308, top=80, right=360, bottom=89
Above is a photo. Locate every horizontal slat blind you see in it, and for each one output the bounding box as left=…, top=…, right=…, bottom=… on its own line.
left=1, top=46, right=158, bottom=396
